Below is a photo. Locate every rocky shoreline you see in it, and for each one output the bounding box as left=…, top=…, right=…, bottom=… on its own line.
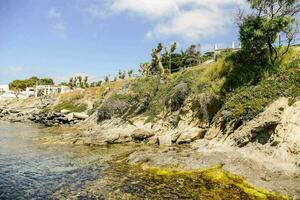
left=0, top=95, right=300, bottom=198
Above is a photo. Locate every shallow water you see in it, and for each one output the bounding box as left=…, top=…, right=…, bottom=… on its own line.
left=0, top=122, right=133, bottom=199
left=0, top=122, right=286, bottom=200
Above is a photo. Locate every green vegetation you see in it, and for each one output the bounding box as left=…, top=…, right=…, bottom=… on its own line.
left=9, top=76, right=54, bottom=91
left=220, top=47, right=300, bottom=121
left=50, top=1, right=300, bottom=129
left=95, top=46, right=300, bottom=125
left=53, top=93, right=87, bottom=113
left=238, top=0, right=299, bottom=65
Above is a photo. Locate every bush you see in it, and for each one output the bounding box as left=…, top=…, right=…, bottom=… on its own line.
left=53, top=102, right=87, bottom=113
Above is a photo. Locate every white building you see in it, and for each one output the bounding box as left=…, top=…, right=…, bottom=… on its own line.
left=0, top=85, right=71, bottom=100
left=25, top=85, right=71, bottom=98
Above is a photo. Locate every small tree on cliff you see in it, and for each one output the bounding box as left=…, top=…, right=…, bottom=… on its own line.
left=239, top=0, right=299, bottom=65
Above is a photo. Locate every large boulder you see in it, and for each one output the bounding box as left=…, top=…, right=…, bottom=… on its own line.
left=228, top=98, right=288, bottom=147
left=176, top=127, right=206, bottom=144
left=131, top=129, right=154, bottom=141
left=179, top=93, right=222, bottom=128
left=165, top=82, right=190, bottom=112
left=97, top=99, right=131, bottom=122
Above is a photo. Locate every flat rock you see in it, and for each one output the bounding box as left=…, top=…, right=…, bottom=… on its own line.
left=73, top=112, right=89, bottom=120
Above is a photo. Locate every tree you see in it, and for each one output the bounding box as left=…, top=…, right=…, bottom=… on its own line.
left=83, top=76, right=89, bottom=88
left=182, top=44, right=200, bottom=68
left=9, top=77, right=54, bottom=91
left=150, top=43, right=165, bottom=76
left=118, top=70, right=126, bottom=79
left=128, top=69, right=133, bottom=78
left=239, top=0, right=299, bottom=64
left=97, top=80, right=102, bottom=86
left=39, top=78, right=54, bottom=85
left=104, top=76, right=109, bottom=83
left=139, top=63, right=151, bottom=76
left=77, top=76, right=83, bottom=88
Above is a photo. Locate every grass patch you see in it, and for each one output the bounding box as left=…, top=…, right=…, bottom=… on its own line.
left=53, top=92, right=88, bottom=113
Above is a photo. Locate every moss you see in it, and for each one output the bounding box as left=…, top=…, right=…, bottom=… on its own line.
left=104, top=161, right=288, bottom=199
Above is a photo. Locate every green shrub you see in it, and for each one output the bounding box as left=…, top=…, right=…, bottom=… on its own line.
left=53, top=102, right=87, bottom=113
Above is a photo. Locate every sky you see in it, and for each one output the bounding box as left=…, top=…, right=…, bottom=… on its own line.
left=0, top=0, right=247, bottom=84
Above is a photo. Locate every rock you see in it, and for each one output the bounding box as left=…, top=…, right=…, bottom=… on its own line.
left=195, top=93, right=222, bottom=127
left=273, top=100, right=300, bottom=161
left=2, top=109, right=10, bottom=115
left=229, top=98, right=288, bottom=147
left=165, top=82, right=190, bottom=112
left=60, top=109, right=70, bottom=114
left=179, top=93, right=222, bottom=128
left=158, top=134, right=172, bottom=146
left=104, top=131, right=120, bottom=144
left=176, top=127, right=206, bottom=144
left=73, top=112, right=89, bottom=120
left=9, top=109, right=20, bottom=114
left=66, top=113, right=74, bottom=121
left=131, top=129, right=154, bottom=141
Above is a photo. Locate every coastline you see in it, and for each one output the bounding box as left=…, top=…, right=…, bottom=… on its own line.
left=0, top=98, right=299, bottom=198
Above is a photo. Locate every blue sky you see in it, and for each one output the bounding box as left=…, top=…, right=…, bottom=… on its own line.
left=0, top=0, right=246, bottom=84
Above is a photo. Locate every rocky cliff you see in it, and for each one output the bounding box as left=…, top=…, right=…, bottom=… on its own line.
left=1, top=48, right=300, bottom=197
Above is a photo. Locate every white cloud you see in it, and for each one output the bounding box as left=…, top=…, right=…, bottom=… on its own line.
left=90, top=0, right=247, bottom=40
left=48, top=7, right=66, bottom=37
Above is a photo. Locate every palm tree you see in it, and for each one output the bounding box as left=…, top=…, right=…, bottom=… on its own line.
left=104, top=76, right=109, bottom=83
left=128, top=69, right=133, bottom=78
left=73, top=77, right=78, bottom=88
left=83, top=76, right=88, bottom=88
left=77, top=76, right=82, bottom=88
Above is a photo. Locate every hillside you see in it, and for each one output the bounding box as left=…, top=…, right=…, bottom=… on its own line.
left=1, top=47, right=300, bottom=198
